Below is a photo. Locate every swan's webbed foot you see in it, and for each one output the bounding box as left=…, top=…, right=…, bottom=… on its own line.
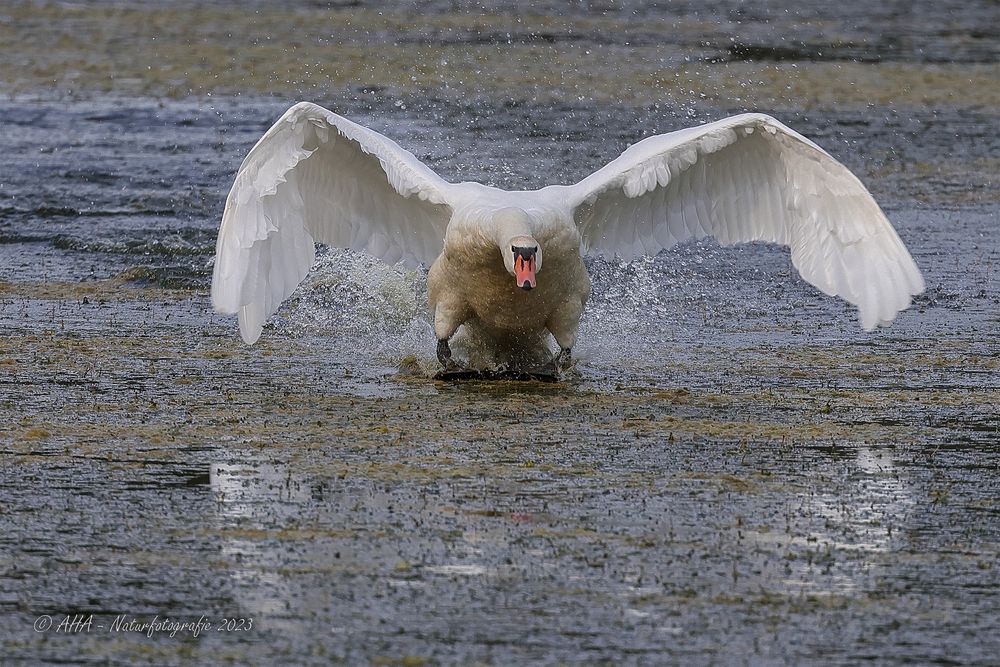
left=437, top=338, right=462, bottom=371
left=435, top=338, right=484, bottom=380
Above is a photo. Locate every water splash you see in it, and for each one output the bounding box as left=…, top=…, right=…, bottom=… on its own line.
left=274, top=247, right=435, bottom=368
left=269, top=243, right=734, bottom=379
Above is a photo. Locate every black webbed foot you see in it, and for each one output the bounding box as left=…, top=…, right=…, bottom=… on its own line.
left=436, top=338, right=469, bottom=377
left=436, top=339, right=456, bottom=368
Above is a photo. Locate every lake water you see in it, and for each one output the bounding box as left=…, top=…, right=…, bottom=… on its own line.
left=1, top=1, right=998, bottom=664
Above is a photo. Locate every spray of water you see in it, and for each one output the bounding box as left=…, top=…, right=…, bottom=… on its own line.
left=270, top=246, right=704, bottom=379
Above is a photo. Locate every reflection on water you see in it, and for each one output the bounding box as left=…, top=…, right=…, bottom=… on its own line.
left=776, top=447, right=915, bottom=595
left=208, top=441, right=923, bottom=660
left=210, top=464, right=308, bottom=619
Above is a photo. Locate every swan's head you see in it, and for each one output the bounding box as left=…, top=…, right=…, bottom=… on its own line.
left=504, top=234, right=541, bottom=290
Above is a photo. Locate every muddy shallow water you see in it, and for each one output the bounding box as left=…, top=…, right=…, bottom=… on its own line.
left=2, top=1, right=999, bottom=665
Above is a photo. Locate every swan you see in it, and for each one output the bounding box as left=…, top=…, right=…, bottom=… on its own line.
left=211, top=102, right=924, bottom=374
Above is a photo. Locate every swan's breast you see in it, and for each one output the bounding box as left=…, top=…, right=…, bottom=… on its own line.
left=432, top=218, right=588, bottom=334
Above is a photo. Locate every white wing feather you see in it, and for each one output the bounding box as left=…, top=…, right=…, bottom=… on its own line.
left=556, top=113, right=925, bottom=330
left=212, top=102, right=454, bottom=343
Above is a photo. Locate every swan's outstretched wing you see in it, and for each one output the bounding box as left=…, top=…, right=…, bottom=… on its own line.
left=554, top=113, right=924, bottom=330
left=212, top=101, right=454, bottom=343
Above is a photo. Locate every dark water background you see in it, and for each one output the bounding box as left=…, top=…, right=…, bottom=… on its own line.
left=1, top=1, right=998, bottom=665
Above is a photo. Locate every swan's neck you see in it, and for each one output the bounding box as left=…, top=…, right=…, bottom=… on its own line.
left=444, top=206, right=540, bottom=275
left=485, top=207, right=533, bottom=248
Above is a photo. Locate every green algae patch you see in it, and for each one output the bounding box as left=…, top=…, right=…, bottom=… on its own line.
left=19, top=426, right=52, bottom=441
left=0, top=277, right=196, bottom=302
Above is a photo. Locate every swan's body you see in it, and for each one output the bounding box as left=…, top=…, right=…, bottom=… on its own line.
left=212, top=102, right=924, bottom=371
left=427, top=191, right=590, bottom=365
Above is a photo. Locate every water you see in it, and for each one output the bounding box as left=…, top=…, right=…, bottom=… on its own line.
left=1, top=2, right=999, bottom=665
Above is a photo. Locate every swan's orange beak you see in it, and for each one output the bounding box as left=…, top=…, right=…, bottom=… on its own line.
left=513, top=248, right=536, bottom=290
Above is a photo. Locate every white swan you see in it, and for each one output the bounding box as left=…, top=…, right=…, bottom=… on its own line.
left=212, top=102, right=924, bottom=372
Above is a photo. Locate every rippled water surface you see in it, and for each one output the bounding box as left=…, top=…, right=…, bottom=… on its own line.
left=1, top=1, right=998, bottom=665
